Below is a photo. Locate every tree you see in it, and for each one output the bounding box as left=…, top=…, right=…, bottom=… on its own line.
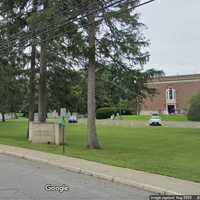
left=37, top=0, right=48, bottom=122
left=0, top=0, right=37, bottom=123
left=27, top=0, right=88, bottom=122
left=75, top=0, right=153, bottom=148
left=28, top=0, right=38, bottom=122
left=187, top=93, right=200, bottom=121
left=95, top=65, right=164, bottom=112
left=48, top=68, right=87, bottom=114
left=0, top=0, right=30, bottom=121
left=86, top=0, right=101, bottom=149
left=0, top=0, right=158, bottom=149
left=0, top=58, right=24, bottom=122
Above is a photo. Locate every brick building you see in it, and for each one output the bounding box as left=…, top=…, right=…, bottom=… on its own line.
left=141, top=74, right=200, bottom=115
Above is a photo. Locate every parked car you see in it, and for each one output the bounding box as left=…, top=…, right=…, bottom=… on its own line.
left=149, top=113, right=162, bottom=126
left=68, top=115, right=78, bottom=123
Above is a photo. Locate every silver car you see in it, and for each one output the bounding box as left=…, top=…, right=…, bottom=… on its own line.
left=149, top=113, right=162, bottom=126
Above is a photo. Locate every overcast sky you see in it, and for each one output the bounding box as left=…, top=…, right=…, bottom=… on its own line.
left=137, top=0, right=200, bottom=75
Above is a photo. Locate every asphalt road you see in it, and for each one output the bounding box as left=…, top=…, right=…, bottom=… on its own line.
left=0, top=154, right=152, bottom=200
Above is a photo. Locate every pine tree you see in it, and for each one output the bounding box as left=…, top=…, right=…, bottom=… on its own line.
left=77, top=0, right=151, bottom=148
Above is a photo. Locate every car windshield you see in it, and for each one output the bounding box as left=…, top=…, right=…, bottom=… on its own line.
left=151, top=116, right=160, bottom=119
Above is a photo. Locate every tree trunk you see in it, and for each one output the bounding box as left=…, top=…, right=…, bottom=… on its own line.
left=27, top=0, right=37, bottom=139
left=27, top=44, right=36, bottom=139
left=29, top=0, right=37, bottom=123
left=29, top=44, right=36, bottom=122
left=38, top=39, right=47, bottom=123
left=1, top=113, right=5, bottom=122
left=87, top=0, right=100, bottom=149
left=136, top=96, right=139, bottom=115
left=38, top=1, right=48, bottom=123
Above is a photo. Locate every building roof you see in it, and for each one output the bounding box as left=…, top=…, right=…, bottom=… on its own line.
left=148, top=74, right=200, bottom=85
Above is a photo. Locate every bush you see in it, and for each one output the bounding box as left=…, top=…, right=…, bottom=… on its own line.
left=96, top=107, right=132, bottom=119
left=187, top=93, right=200, bottom=121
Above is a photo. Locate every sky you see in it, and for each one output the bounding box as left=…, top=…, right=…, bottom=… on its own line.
left=137, top=0, right=200, bottom=75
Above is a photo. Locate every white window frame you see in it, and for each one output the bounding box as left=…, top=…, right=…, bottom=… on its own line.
left=166, top=88, right=176, bottom=101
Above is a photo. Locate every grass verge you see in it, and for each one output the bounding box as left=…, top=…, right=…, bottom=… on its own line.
left=122, top=115, right=188, bottom=121
left=0, top=119, right=199, bottom=183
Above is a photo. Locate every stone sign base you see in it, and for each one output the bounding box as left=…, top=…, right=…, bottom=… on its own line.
left=29, top=122, right=64, bottom=145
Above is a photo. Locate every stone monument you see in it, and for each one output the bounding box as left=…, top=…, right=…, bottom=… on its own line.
left=29, top=122, right=64, bottom=145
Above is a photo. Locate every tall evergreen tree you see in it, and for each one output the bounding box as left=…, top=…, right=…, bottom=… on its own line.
left=0, top=0, right=157, bottom=148
left=86, top=0, right=100, bottom=148
left=75, top=0, right=151, bottom=148
left=28, top=0, right=38, bottom=123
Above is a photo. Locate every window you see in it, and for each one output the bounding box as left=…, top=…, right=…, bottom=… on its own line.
left=166, top=88, right=176, bottom=100
left=169, top=88, right=173, bottom=100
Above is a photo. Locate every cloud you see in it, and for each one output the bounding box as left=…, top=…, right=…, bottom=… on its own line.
left=137, top=0, right=200, bottom=75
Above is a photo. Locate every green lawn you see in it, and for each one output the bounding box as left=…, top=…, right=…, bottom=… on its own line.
left=122, top=114, right=188, bottom=121
left=0, top=119, right=200, bottom=183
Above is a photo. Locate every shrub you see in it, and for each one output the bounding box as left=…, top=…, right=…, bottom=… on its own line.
left=96, top=107, right=132, bottom=119
left=187, top=93, right=200, bottom=121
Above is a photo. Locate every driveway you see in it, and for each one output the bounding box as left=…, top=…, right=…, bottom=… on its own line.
left=0, top=154, right=151, bottom=200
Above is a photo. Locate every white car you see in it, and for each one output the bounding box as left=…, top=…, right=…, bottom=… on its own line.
left=149, top=113, right=162, bottom=126
left=68, top=115, right=78, bottom=123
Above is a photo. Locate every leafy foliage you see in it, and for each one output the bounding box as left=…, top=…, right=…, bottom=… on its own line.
left=0, top=0, right=162, bottom=118
left=0, top=58, right=25, bottom=120
left=48, top=68, right=87, bottom=114
left=187, top=93, right=200, bottom=121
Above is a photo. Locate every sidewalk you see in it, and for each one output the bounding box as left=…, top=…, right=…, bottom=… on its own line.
left=0, top=144, right=199, bottom=195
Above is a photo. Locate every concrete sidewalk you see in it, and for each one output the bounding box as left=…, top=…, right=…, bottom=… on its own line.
left=0, top=144, right=199, bottom=195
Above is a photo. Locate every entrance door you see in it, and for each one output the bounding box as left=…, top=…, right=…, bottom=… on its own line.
left=168, top=105, right=175, bottom=114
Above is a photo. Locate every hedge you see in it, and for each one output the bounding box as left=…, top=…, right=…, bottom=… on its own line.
left=96, top=107, right=132, bottom=119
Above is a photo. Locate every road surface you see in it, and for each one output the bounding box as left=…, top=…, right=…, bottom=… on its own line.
left=0, top=154, right=151, bottom=200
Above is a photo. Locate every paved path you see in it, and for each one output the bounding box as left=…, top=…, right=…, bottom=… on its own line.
left=94, top=119, right=200, bottom=128
left=0, top=145, right=200, bottom=195
left=0, top=154, right=151, bottom=200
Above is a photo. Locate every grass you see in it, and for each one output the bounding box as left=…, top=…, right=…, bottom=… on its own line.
left=0, top=118, right=200, bottom=183
left=122, top=114, right=188, bottom=121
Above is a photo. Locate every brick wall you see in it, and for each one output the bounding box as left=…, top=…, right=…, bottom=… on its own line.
left=141, top=75, right=200, bottom=114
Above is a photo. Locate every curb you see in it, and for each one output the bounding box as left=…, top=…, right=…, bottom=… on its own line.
left=0, top=148, right=182, bottom=195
